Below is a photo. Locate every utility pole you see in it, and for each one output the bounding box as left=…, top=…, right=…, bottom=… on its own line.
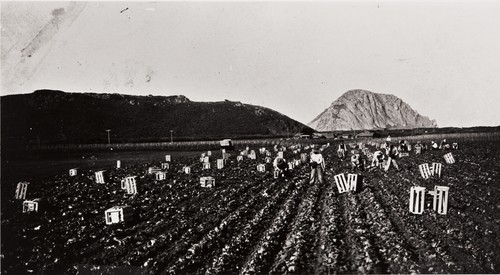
left=170, top=130, right=173, bottom=143
left=106, top=129, right=111, bottom=144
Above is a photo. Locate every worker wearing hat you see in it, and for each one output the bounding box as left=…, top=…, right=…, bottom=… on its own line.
left=273, top=155, right=289, bottom=176
left=309, top=148, right=325, bottom=184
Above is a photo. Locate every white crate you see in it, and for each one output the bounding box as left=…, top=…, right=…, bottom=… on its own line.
left=156, top=172, right=167, bottom=181
left=126, top=180, right=137, bottom=195
left=183, top=166, right=191, bottom=174
left=165, top=155, right=171, bottom=162
left=161, top=163, right=170, bottom=170
left=288, top=162, right=294, bottom=169
left=217, top=159, right=224, bottom=169
left=409, top=186, right=426, bottom=214
left=200, top=176, right=215, bottom=188
left=278, top=151, right=284, bottom=159
left=273, top=169, right=280, bottom=179
left=407, top=144, right=412, bottom=151
left=121, top=176, right=137, bottom=190
left=15, top=182, right=29, bottom=200
left=347, top=174, right=358, bottom=192
left=148, top=167, right=162, bottom=174
left=207, top=151, right=212, bottom=156
left=69, top=168, right=78, bottom=177
left=257, top=164, right=266, bottom=172
left=121, top=176, right=138, bottom=194
left=95, top=171, right=107, bottom=184
left=419, top=163, right=431, bottom=179
left=444, top=153, right=455, bottom=164
left=431, top=163, right=442, bottom=178
left=105, top=206, right=134, bottom=225
left=203, top=162, right=211, bottom=170
left=23, top=199, right=41, bottom=213
left=237, top=155, right=244, bottom=162
left=432, top=186, right=449, bottom=215
left=334, top=174, right=348, bottom=194
left=117, top=160, right=121, bottom=169
left=294, top=160, right=301, bottom=166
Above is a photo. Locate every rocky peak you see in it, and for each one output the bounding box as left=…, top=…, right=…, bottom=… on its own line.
left=308, top=89, right=437, bottom=131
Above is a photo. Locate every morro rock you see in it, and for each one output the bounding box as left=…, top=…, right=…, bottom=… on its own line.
left=308, top=89, right=437, bottom=131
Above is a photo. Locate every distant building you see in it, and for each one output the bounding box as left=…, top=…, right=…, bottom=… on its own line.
left=355, top=131, right=375, bottom=138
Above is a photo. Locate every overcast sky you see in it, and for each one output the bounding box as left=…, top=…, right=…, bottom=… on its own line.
left=2, top=1, right=500, bottom=127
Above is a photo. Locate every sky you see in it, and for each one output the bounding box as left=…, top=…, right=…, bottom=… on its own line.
left=1, top=1, right=500, bottom=127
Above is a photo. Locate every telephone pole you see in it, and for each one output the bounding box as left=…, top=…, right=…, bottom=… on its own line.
left=170, top=130, right=173, bottom=143
left=106, top=129, right=111, bottom=144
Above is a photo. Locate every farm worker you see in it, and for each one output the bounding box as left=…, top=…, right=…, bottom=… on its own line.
left=273, top=157, right=290, bottom=177
left=371, top=150, right=385, bottom=168
left=273, top=157, right=288, bottom=171
left=350, top=153, right=365, bottom=171
left=309, top=148, right=325, bottom=184
left=384, top=144, right=400, bottom=171
left=386, top=135, right=392, bottom=143
left=431, top=141, right=438, bottom=150
left=399, top=140, right=407, bottom=152
left=440, top=139, right=450, bottom=150
left=337, top=141, right=347, bottom=160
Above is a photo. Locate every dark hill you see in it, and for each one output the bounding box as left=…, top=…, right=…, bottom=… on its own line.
left=1, top=90, right=310, bottom=144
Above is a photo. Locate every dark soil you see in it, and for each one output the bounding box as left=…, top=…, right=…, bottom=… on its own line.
left=1, top=141, right=499, bottom=274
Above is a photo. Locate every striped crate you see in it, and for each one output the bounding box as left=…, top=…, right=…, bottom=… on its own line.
left=432, top=186, right=449, bottom=215
left=430, top=163, right=442, bottom=178
left=105, top=206, right=134, bottom=225
left=69, top=168, right=78, bottom=177
left=419, top=163, right=431, bottom=179
left=121, top=176, right=137, bottom=190
left=217, top=159, right=224, bottom=169
left=444, top=153, right=455, bottom=164
left=23, top=198, right=42, bottom=213
left=156, top=172, right=167, bottom=181
left=200, top=177, right=215, bottom=188
left=347, top=174, right=359, bottom=192
left=15, top=182, right=29, bottom=200
left=95, top=171, right=107, bottom=184
left=409, top=187, right=426, bottom=214
left=334, top=174, right=348, bottom=194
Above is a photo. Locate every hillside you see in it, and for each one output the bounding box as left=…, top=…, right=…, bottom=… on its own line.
left=308, top=89, right=437, bottom=131
left=1, top=90, right=310, bottom=144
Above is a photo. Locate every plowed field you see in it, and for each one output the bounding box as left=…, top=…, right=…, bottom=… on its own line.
left=1, top=141, right=499, bottom=274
